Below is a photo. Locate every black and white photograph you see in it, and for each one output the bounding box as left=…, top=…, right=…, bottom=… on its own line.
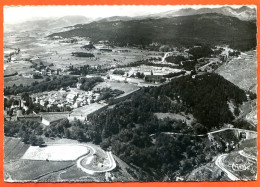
left=3, top=5, right=257, bottom=182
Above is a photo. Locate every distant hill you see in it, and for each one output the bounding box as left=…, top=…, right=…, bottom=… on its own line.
left=49, top=13, right=256, bottom=51
left=97, top=16, right=134, bottom=22
left=146, top=6, right=256, bottom=21
left=4, top=15, right=92, bottom=32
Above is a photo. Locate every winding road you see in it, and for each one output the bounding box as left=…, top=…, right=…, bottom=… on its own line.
left=215, top=154, right=239, bottom=181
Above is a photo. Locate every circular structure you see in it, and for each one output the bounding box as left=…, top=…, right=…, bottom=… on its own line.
left=77, top=151, right=116, bottom=175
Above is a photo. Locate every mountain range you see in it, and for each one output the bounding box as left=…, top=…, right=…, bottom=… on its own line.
left=49, top=13, right=257, bottom=51
left=145, top=6, right=256, bottom=21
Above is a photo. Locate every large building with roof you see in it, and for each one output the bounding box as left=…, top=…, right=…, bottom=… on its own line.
left=40, top=112, right=70, bottom=126
left=68, top=103, right=108, bottom=122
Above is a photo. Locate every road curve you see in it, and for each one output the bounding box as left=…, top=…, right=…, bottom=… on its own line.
left=238, top=150, right=257, bottom=161
left=215, top=154, right=239, bottom=181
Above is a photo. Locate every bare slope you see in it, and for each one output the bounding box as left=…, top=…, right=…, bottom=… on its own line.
left=216, top=50, right=257, bottom=93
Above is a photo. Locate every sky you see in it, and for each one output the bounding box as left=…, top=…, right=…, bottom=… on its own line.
left=4, top=5, right=255, bottom=24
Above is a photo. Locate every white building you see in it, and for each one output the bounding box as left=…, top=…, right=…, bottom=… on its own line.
left=66, top=92, right=77, bottom=104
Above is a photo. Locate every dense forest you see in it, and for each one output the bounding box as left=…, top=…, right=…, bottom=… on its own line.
left=79, top=77, right=104, bottom=91
left=88, top=73, right=248, bottom=140
left=4, top=120, right=45, bottom=146
left=49, top=13, right=256, bottom=51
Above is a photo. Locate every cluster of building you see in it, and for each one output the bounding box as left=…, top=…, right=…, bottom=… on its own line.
left=21, top=66, right=62, bottom=78
left=4, top=97, right=29, bottom=118
left=32, top=87, right=101, bottom=110
left=109, top=65, right=185, bottom=85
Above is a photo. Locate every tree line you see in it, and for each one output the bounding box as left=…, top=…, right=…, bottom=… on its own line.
left=4, top=76, right=78, bottom=95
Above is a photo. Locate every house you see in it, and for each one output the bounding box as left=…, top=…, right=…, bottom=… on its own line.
left=76, top=83, right=82, bottom=89
left=40, top=100, right=46, bottom=106
left=66, top=92, right=77, bottom=104
left=22, top=73, right=34, bottom=78
left=41, top=69, right=47, bottom=76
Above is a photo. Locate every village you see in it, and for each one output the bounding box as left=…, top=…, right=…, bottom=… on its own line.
left=4, top=37, right=238, bottom=131
left=3, top=5, right=258, bottom=182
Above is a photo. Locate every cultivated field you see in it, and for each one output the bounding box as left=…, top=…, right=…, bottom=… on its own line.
left=4, top=28, right=163, bottom=73
left=5, top=160, right=74, bottom=181
left=4, top=61, right=33, bottom=75
left=4, top=76, right=44, bottom=88
left=4, top=137, right=30, bottom=162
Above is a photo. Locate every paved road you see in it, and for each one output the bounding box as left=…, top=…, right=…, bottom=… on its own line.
left=77, top=149, right=116, bottom=175
left=215, top=154, right=239, bottom=181
left=160, top=127, right=257, bottom=137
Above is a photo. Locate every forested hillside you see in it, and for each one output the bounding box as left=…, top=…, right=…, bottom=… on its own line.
left=84, top=73, right=249, bottom=180
left=49, top=13, right=256, bottom=51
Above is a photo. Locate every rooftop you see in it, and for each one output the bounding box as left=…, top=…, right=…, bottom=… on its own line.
left=70, top=103, right=108, bottom=117
left=40, top=112, right=70, bottom=122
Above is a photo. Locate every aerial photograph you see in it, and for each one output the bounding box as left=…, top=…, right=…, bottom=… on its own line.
left=3, top=5, right=257, bottom=182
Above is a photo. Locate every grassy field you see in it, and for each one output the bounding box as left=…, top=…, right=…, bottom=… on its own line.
left=94, top=80, right=139, bottom=93
left=238, top=138, right=257, bottom=150
left=154, top=112, right=195, bottom=126
left=243, top=147, right=257, bottom=157
left=4, top=75, right=44, bottom=88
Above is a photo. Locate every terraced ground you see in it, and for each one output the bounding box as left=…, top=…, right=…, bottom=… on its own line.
left=4, top=137, right=30, bottom=162
left=4, top=137, right=74, bottom=181
left=216, top=50, right=257, bottom=93
left=5, top=159, right=74, bottom=181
